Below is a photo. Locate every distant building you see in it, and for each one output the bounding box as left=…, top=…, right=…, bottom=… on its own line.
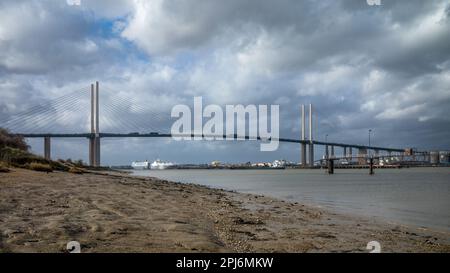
left=440, top=151, right=450, bottom=164
left=251, top=162, right=269, bottom=167
left=358, top=148, right=367, bottom=165
left=430, top=151, right=440, bottom=164
left=404, top=148, right=414, bottom=156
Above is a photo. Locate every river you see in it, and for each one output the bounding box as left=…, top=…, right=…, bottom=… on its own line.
left=132, top=167, right=450, bottom=231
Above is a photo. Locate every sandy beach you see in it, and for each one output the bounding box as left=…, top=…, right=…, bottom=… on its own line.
left=0, top=168, right=448, bottom=253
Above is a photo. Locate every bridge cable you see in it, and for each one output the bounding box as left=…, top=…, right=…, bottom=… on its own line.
left=103, top=94, right=169, bottom=133
left=0, top=86, right=90, bottom=126
left=101, top=86, right=171, bottom=122
left=6, top=88, right=90, bottom=133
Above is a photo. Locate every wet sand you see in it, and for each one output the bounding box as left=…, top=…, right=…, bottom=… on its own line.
left=0, top=168, right=449, bottom=253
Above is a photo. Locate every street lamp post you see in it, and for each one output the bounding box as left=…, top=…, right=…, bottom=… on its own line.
left=368, top=129, right=372, bottom=157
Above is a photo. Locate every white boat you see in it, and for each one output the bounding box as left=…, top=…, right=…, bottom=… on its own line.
left=150, top=159, right=174, bottom=170
left=131, top=160, right=150, bottom=169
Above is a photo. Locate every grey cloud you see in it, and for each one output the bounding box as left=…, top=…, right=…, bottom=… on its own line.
left=121, top=0, right=450, bottom=78
left=0, top=0, right=132, bottom=76
left=1, top=0, right=449, bottom=164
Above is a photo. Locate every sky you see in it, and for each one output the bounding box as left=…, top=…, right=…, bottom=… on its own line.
left=0, top=0, right=449, bottom=165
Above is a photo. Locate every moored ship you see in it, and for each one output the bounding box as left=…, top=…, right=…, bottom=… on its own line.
left=131, top=159, right=174, bottom=170
left=150, top=159, right=174, bottom=170
left=131, top=160, right=150, bottom=169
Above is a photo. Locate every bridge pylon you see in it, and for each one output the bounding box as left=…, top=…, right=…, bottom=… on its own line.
left=300, top=104, right=314, bottom=168
left=44, top=137, right=51, bottom=160
left=308, top=104, right=314, bottom=167
left=300, top=105, right=307, bottom=167
left=89, top=81, right=101, bottom=167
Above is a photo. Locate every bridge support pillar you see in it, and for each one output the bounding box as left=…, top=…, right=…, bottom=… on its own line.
left=349, top=147, right=352, bottom=162
left=309, top=143, right=314, bottom=167
left=327, top=159, right=334, bottom=174
left=95, top=136, right=101, bottom=167
left=44, top=137, right=51, bottom=160
left=331, top=145, right=335, bottom=158
left=89, top=138, right=95, bottom=166
left=88, top=136, right=101, bottom=167
left=369, top=158, right=374, bottom=175
left=301, top=143, right=307, bottom=167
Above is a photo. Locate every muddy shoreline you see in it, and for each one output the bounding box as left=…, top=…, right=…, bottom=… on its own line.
left=0, top=168, right=448, bottom=253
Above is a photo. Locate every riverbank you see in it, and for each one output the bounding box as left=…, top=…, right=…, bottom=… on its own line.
left=0, top=168, right=449, bottom=252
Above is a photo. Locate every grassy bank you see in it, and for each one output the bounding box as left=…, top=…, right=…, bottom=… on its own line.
left=0, top=128, right=110, bottom=174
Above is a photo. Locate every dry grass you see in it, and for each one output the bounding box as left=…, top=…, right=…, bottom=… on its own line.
left=0, top=162, right=9, bottom=173
left=68, top=167, right=84, bottom=174
left=0, top=128, right=80, bottom=174
left=0, top=147, right=69, bottom=171
left=27, top=162, right=53, bottom=173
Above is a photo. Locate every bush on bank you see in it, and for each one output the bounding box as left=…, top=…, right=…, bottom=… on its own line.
left=0, top=128, right=29, bottom=151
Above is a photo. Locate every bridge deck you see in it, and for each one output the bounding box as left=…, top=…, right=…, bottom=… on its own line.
left=16, top=133, right=405, bottom=153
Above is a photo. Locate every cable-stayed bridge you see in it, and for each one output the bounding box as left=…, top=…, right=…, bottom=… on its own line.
left=0, top=82, right=418, bottom=167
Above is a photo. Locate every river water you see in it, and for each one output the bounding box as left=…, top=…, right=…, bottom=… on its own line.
left=132, top=168, right=450, bottom=231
